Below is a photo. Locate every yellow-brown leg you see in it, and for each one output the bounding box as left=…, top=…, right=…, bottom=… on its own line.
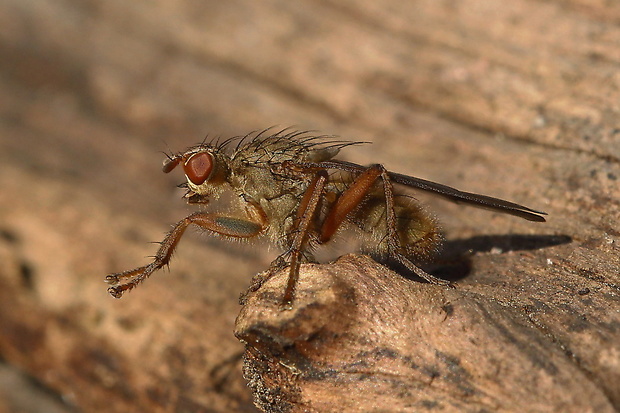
left=106, top=211, right=265, bottom=298
left=320, top=164, right=449, bottom=285
left=279, top=170, right=328, bottom=308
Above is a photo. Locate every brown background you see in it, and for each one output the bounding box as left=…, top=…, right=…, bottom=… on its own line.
left=0, top=0, right=618, bottom=412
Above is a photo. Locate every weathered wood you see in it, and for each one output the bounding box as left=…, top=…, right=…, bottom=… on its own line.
left=0, top=0, right=618, bottom=412
left=236, top=255, right=615, bottom=412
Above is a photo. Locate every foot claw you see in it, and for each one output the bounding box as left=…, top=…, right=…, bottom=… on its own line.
left=280, top=299, right=293, bottom=311
left=107, top=286, right=124, bottom=298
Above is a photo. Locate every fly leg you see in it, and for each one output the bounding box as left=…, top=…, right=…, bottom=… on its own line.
left=319, top=164, right=449, bottom=286
left=276, top=170, right=328, bottom=309
left=106, top=211, right=265, bottom=298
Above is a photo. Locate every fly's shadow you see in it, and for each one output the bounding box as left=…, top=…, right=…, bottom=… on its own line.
left=379, top=234, right=572, bottom=283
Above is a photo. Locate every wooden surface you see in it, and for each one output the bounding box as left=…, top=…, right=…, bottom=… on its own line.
left=0, top=0, right=618, bottom=412
left=237, top=256, right=614, bottom=412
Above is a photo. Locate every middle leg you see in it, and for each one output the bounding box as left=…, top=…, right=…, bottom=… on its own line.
left=278, top=170, right=328, bottom=308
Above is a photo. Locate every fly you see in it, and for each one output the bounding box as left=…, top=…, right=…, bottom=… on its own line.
left=106, top=128, right=546, bottom=308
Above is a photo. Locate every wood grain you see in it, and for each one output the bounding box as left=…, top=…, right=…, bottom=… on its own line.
left=237, top=255, right=615, bottom=412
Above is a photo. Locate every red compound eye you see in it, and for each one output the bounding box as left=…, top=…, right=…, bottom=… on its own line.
left=184, top=152, right=213, bottom=185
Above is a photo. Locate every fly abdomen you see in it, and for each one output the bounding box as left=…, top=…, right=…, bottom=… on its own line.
left=352, top=194, right=441, bottom=259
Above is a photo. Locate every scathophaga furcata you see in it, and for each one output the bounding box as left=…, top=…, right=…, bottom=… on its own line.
left=106, top=128, right=546, bottom=308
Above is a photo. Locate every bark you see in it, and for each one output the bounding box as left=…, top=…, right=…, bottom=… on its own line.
left=236, top=256, right=616, bottom=412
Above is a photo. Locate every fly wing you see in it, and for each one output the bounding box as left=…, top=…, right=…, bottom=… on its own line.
left=388, top=171, right=547, bottom=222
left=320, top=160, right=547, bottom=222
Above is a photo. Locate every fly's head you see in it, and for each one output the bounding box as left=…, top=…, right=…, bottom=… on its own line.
left=163, top=145, right=231, bottom=202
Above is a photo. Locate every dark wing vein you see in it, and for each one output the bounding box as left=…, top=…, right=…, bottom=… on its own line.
left=319, top=160, right=547, bottom=222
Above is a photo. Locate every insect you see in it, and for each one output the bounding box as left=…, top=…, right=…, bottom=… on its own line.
left=106, top=128, right=546, bottom=308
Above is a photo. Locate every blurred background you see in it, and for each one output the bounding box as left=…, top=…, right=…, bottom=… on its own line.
left=0, top=0, right=618, bottom=412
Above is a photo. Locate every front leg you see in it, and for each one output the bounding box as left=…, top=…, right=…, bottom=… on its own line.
left=106, top=211, right=265, bottom=298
